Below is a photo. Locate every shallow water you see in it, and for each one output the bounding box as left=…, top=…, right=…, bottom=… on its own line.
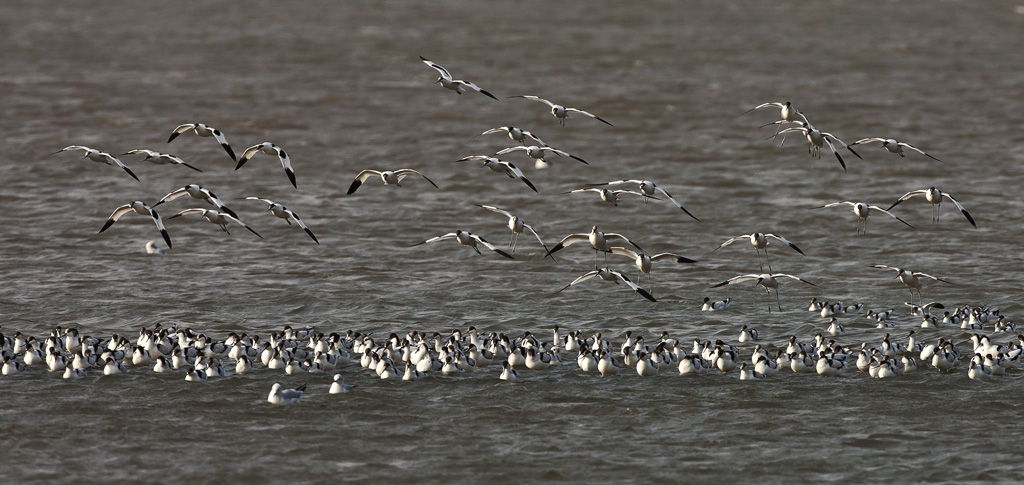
left=2, top=0, right=1024, bottom=483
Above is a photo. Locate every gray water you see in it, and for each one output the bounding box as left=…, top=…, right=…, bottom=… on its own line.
left=2, top=1, right=1024, bottom=483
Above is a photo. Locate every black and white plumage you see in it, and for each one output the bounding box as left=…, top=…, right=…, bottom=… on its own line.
left=244, top=197, right=319, bottom=244
left=545, top=226, right=643, bottom=267
left=742, top=101, right=809, bottom=142
left=886, top=187, right=976, bottom=228
left=346, top=169, right=439, bottom=195
left=870, top=265, right=952, bottom=305
left=711, top=233, right=805, bottom=272
left=563, top=188, right=652, bottom=207
left=817, top=201, right=913, bottom=235
left=478, top=126, right=546, bottom=146
left=495, top=145, right=588, bottom=169
left=167, top=123, right=236, bottom=161
left=411, top=230, right=514, bottom=259
left=236, top=142, right=296, bottom=188
left=710, top=273, right=819, bottom=313
left=848, top=138, right=943, bottom=163
left=456, top=156, right=537, bottom=192
left=583, top=180, right=698, bottom=220
left=608, top=246, right=696, bottom=295
left=168, top=208, right=262, bottom=238
left=152, top=184, right=238, bottom=218
left=419, top=56, right=498, bottom=100
left=122, top=149, right=202, bottom=172
left=54, top=145, right=140, bottom=182
left=509, top=95, right=613, bottom=126
left=775, top=121, right=862, bottom=171
left=99, top=201, right=172, bottom=248
left=556, top=267, right=656, bottom=302
left=473, top=204, right=551, bottom=257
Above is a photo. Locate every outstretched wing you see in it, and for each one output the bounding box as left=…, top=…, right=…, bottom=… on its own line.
left=346, top=170, right=381, bottom=195
left=419, top=56, right=452, bottom=81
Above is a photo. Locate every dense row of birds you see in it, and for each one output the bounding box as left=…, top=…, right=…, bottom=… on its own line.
left=53, top=55, right=981, bottom=311
left=1, top=297, right=1019, bottom=404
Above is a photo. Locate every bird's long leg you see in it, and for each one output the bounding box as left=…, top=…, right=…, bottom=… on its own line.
left=508, top=233, right=515, bottom=249
left=765, top=247, right=773, bottom=274
left=775, top=289, right=783, bottom=313
left=765, top=287, right=773, bottom=314
left=756, top=249, right=765, bottom=273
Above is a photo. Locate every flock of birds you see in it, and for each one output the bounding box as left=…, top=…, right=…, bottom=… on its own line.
left=1, top=294, right=1019, bottom=406
left=51, top=55, right=980, bottom=311
left=20, top=55, right=1010, bottom=403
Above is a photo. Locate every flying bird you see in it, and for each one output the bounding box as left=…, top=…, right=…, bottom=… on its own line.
left=584, top=179, right=698, bottom=220
left=167, top=123, right=236, bottom=161
left=816, top=201, right=913, bottom=234
left=152, top=184, right=238, bottom=218
left=886, top=187, right=976, bottom=228
left=710, top=273, right=819, bottom=313
left=477, top=126, right=547, bottom=146
left=775, top=121, right=862, bottom=171
left=346, top=169, right=439, bottom=195
left=236, top=142, right=296, bottom=188
left=545, top=226, right=643, bottom=268
left=608, top=246, right=697, bottom=296
left=495, top=145, right=588, bottom=169
left=456, top=156, right=537, bottom=192
left=244, top=197, right=319, bottom=244
left=869, top=265, right=951, bottom=305
left=99, top=201, right=172, bottom=248
left=556, top=267, right=656, bottom=302
left=411, top=230, right=514, bottom=259
left=711, top=233, right=805, bottom=272
left=54, top=146, right=140, bottom=182
left=473, top=204, right=551, bottom=257
left=562, top=188, right=651, bottom=207
left=419, top=56, right=498, bottom=100
left=168, top=208, right=262, bottom=238
left=509, top=95, right=613, bottom=126
left=122, top=149, right=203, bottom=172
left=741, top=101, right=810, bottom=142
left=848, top=138, right=943, bottom=163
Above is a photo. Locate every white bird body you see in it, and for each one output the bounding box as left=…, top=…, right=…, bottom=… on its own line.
left=886, top=187, right=977, bottom=228
left=167, top=123, right=236, bottom=161
left=473, top=204, right=551, bottom=257
left=510, top=95, right=613, bottom=126
left=870, top=265, right=951, bottom=305
left=236, top=142, right=296, bottom=188
left=710, top=273, right=818, bottom=312
left=584, top=179, right=698, bottom=220
left=412, top=230, right=515, bottom=259
left=153, top=184, right=237, bottom=218
left=123, top=149, right=202, bottom=172
left=818, top=201, right=912, bottom=235
left=712, top=232, right=803, bottom=272
left=556, top=267, right=657, bottom=302
left=346, top=169, right=439, bottom=195
left=496, top=145, right=588, bottom=169
left=849, top=137, right=943, bottom=163
left=244, top=197, right=319, bottom=244
left=457, top=156, right=537, bottom=192
left=478, top=126, right=546, bottom=146
left=268, top=383, right=306, bottom=404
left=776, top=121, right=861, bottom=171
left=55, top=145, right=140, bottom=182
left=169, top=208, right=262, bottom=239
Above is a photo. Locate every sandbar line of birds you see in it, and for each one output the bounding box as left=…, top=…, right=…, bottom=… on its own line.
left=1, top=299, right=1019, bottom=405
left=52, top=56, right=981, bottom=310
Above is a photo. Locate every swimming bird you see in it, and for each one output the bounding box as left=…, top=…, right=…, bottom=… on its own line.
left=608, top=246, right=696, bottom=295
left=329, top=374, right=355, bottom=393
left=495, top=145, right=588, bottom=169
left=583, top=179, right=698, bottom=220
left=775, top=121, right=861, bottom=171
left=419, top=56, right=498, bottom=100
left=243, top=197, right=319, bottom=244
left=555, top=267, right=657, bottom=302
left=152, top=184, right=238, bottom=218
left=54, top=145, right=140, bottom=182
left=499, top=361, right=520, bottom=381
left=346, top=169, right=439, bottom=195
left=477, top=126, right=546, bottom=146
left=167, top=123, right=236, bottom=161
left=710, top=273, right=819, bottom=313
left=711, top=233, right=804, bottom=272
left=702, top=297, right=731, bottom=311
left=545, top=226, right=643, bottom=268
left=102, top=357, right=127, bottom=375
left=886, top=187, right=976, bottom=228
left=236, top=142, right=296, bottom=188
left=62, top=367, right=87, bottom=379
left=168, top=208, right=262, bottom=238
left=739, top=324, right=759, bottom=343
left=122, top=149, right=203, bottom=172
left=267, top=383, right=306, bottom=404
left=739, top=363, right=766, bottom=380
left=145, top=241, right=166, bottom=255
left=848, top=138, right=943, bottom=163
left=869, top=265, right=951, bottom=305
left=456, top=156, right=537, bottom=192
left=817, top=201, right=913, bottom=235
left=473, top=204, right=551, bottom=257
left=509, top=95, right=613, bottom=126
left=411, top=230, right=514, bottom=259
left=99, top=201, right=172, bottom=248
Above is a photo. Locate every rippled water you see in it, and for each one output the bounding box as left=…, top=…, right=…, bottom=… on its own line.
left=3, top=0, right=1024, bottom=482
